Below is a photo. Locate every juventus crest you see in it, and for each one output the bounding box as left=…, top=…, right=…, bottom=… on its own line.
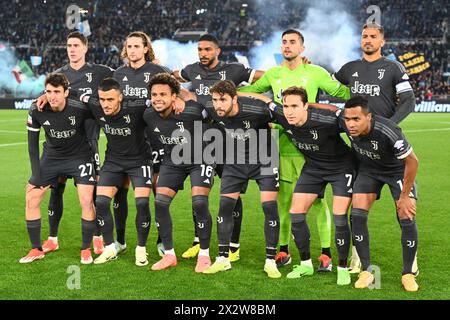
left=69, top=116, right=76, bottom=125
left=243, top=120, right=251, bottom=129
left=310, top=130, right=318, bottom=140
left=123, top=114, right=131, bottom=124
left=219, top=71, right=226, bottom=81
left=144, top=72, right=151, bottom=83
left=371, top=140, right=378, bottom=150
left=85, top=73, right=92, bottom=83
left=176, top=122, right=185, bottom=133
left=377, top=68, right=385, bottom=80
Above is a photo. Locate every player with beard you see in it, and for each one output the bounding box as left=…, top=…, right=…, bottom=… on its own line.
left=333, top=23, right=417, bottom=274
left=202, top=81, right=281, bottom=279
left=172, top=34, right=263, bottom=262
left=82, top=78, right=153, bottom=266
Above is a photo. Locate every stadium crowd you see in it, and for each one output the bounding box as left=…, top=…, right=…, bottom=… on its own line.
left=0, top=0, right=448, bottom=98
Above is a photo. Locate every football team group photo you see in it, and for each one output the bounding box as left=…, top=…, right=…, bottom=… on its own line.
left=1, top=0, right=449, bottom=301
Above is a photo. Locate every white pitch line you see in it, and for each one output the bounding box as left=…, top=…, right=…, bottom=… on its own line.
left=0, top=130, right=26, bottom=134
left=0, top=140, right=44, bottom=148
left=0, top=119, right=26, bottom=123
left=404, top=127, right=450, bottom=133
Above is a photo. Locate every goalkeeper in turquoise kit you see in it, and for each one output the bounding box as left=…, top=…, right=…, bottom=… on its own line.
left=239, top=29, right=350, bottom=271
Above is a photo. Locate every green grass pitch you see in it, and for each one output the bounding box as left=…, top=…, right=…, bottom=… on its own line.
left=0, top=110, right=449, bottom=300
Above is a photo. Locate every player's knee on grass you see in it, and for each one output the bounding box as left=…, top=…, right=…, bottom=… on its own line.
left=192, top=195, right=210, bottom=221
left=26, top=188, right=45, bottom=210
left=135, top=197, right=150, bottom=223
left=78, top=192, right=94, bottom=213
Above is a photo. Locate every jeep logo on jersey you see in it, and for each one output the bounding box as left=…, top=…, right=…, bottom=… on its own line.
left=144, top=72, right=151, bottom=83
left=49, top=129, right=76, bottom=139
left=123, top=85, right=148, bottom=98
left=337, top=239, right=345, bottom=246
left=243, top=120, right=251, bottom=129
left=219, top=71, right=226, bottom=80
left=195, top=83, right=210, bottom=96
left=104, top=124, right=132, bottom=136
left=310, top=130, right=318, bottom=140
left=378, top=69, right=385, bottom=80
left=69, top=116, right=76, bottom=126
left=351, top=81, right=380, bottom=96
left=85, top=73, right=93, bottom=83
left=371, top=140, right=378, bottom=150
left=176, top=122, right=185, bottom=133
left=123, top=114, right=131, bottom=124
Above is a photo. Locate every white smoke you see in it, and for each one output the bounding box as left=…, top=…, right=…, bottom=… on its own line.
left=152, top=39, right=198, bottom=70
left=249, top=0, right=360, bottom=71
left=0, top=42, right=45, bottom=97
left=248, top=31, right=283, bottom=70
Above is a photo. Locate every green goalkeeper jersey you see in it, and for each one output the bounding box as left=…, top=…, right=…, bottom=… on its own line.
left=239, top=63, right=350, bottom=156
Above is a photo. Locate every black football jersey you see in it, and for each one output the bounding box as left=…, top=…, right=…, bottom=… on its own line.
left=339, top=113, right=413, bottom=175
left=204, top=96, right=273, bottom=164
left=180, top=61, right=255, bottom=105
left=143, top=101, right=207, bottom=165
left=271, top=104, right=354, bottom=172
left=114, top=61, right=172, bottom=99
left=27, top=99, right=93, bottom=159
left=55, top=63, right=114, bottom=99
left=86, top=98, right=151, bottom=161
left=334, top=57, right=413, bottom=119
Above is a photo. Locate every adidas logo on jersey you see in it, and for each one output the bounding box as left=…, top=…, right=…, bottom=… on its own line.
left=352, top=72, right=359, bottom=77
left=195, top=75, right=202, bottom=80
left=154, top=127, right=160, bottom=132
left=123, top=76, right=128, bottom=81
left=100, top=117, right=106, bottom=122
left=145, top=179, right=152, bottom=185
left=286, top=130, right=293, bottom=134
left=43, top=120, right=51, bottom=126
left=203, top=179, right=210, bottom=184
left=89, top=177, right=95, bottom=182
